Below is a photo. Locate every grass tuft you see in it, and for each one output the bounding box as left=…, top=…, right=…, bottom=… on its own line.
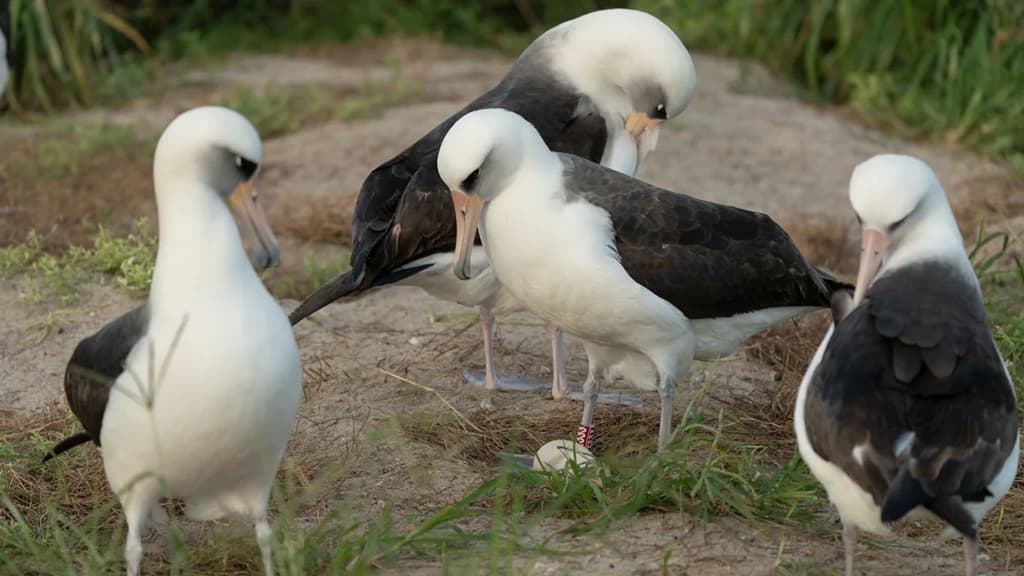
left=5, top=121, right=153, bottom=183
left=641, top=0, right=1024, bottom=166
left=5, top=0, right=150, bottom=112
left=218, top=74, right=422, bottom=140
left=0, top=219, right=157, bottom=303
left=88, top=220, right=158, bottom=296
left=404, top=385, right=821, bottom=529
left=268, top=250, right=352, bottom=301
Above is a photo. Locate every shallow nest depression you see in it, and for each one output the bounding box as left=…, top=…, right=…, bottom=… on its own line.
left=400, top=404, right=665, bottom=464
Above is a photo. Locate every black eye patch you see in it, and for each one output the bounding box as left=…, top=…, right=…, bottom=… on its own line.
left=235, top=156, right=259, bottom=180
left=652, top=103, right=667, bottom=120
left=461, top=168, right=480, bottom=192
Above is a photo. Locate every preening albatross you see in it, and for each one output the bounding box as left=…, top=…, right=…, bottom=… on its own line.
left=795, top=154, right=1019, bottom=576
left=44, top=107, right=302, bottom=576
left=438, top=108, right=849, bottom=450
left=287, top=9, right=695, bottom=401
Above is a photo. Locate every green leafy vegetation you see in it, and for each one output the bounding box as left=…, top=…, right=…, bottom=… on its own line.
left=4, top=1, right=613, bottom=114
left=969, top=226, right=1024, bottom=393
left=218, top=74, right=421, bottom=139
left=7, top=1, right=1019, bottom=169
left=5, top=0, right=150, bottom=112
left=268, top=250, right=352, bottom=300
left=638, top=0, right=1024, bottom=167
left=30, top=121, right=150, bottom=178
left=0, top=219, right=156, bottom=302
left=512, top=423, right=817, bottom=528
left=122, top=1, right=615, bottom=57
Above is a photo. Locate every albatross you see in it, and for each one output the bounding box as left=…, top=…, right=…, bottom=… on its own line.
left=437, top=108, right=850, bottom=450
left=43, top=107, right=302, bottom=576
left=287, top=9, right=695, bottom=401
left=795, top=154, right=1019, bottom=576
left=1, top=2, right=9, bottom=101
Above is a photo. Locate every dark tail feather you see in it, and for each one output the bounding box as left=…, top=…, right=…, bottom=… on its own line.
left=289, top=268, right=364, bottom=326
left=369, top=263, right=433, bottom=288
left=813, top=265, right=854, bottom=313
left=883, top=468, right=978, bottom=538
left=288, top=261, right=435, bottom=326
left=43, top=433, right=91, bottom=462
left=830, top=290, right=855, bottom=324
left=815, top=266, right=854, bottom=294
left=881, top=467, right=928, bottom=524
left=925, top=497, right=977, bottom=538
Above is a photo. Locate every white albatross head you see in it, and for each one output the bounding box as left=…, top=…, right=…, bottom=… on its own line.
left=154, top=106, right=280, bottom=270
left=531, top=9, right=696, bottom=169
left=848, top=154, right=963, bottom=305
left=438, top=108, right=552, bottom=280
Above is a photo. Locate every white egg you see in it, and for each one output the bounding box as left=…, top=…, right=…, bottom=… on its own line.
left=533, top=439, right=596, bottom=472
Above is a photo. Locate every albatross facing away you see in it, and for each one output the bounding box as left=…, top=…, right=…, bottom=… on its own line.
left=44, top=107, right=302, bottom=576
left=287, top=9, right=696, bottom=401
left=795, top=154, right=1019, bottom=576
left=438, top=109, right=849, bottom=450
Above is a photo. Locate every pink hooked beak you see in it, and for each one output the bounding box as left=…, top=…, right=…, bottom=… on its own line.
left=852, top=228, right=890, bottom=305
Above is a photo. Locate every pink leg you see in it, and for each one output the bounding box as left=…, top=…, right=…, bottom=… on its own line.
left=462, top=307, right=551, bottom=392
left=480, top=306, right=498, bottom=391
left=549, top=324, right=568, bottom=400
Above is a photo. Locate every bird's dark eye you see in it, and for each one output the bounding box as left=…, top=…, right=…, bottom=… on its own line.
left=652, top=103, right=667, bottom=120
left=235, top=156, right=259, bottom=180
left=462, top=168, right=480, bottom=191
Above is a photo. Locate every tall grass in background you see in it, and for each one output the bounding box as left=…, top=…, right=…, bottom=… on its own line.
left=5, top=0, right=149, bottom=111
left=114, top=0, right=619, bottom=56
left=638, top=0, right=1024, bottom=166
left=3, top=0, right=617, bottom=112
left=4, top=0, right=1022, bottom=168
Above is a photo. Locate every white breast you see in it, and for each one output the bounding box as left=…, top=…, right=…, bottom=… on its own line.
left=100, top=281, right=301, bottom=517
left=600, top=126, right=638, bottom=176
left=492, top=192, right=682, bottom=344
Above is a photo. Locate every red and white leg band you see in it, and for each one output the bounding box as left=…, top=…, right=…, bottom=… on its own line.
left=576, top=423, right=593, bottom=448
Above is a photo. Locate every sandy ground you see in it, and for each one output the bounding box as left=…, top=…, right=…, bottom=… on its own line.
left=2, top=39, right=1022, bottom=575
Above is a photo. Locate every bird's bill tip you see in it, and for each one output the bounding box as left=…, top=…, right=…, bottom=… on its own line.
left=451, top=189, right=482, bottom=281
left=230, top=179, right=280, bottom=271
left=853, top=227, right=890, bottom=305
left=624, top=112, right=664, bottom=141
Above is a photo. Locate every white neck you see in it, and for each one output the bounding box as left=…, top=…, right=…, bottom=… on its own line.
left=151, top=181, right=257, bottom=308
left=510, top=150, right=564, bottom=201
left=881, top=193, right=973, bottom=280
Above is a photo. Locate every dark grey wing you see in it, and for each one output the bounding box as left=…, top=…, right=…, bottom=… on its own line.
left=548, top=111, right=607, bottom=162
left=560, top=155, right=841, bottom=318
left=290, top=70, right=607, bottom=324
left=350, top=73, right=599, bottom=278
left=47, top=304, right=149, bottom=459
left=805, top=264, right=1017, bottom=536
